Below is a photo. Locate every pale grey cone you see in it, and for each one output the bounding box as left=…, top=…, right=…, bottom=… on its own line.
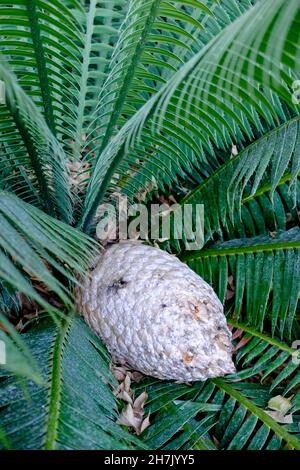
left=77, top=241, right=236, bottom=382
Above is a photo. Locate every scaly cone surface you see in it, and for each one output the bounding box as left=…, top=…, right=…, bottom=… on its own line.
left=77, top=241, right=236, bottom=382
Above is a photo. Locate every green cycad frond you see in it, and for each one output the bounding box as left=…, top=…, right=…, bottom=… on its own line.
left=0, top=0, right=299, bottom=452
left=183, top=228, right=300, bottom=338
left=211, top=378, right=299, bottom=450
left=0, top=312, right=42, bottom=385
left=0, top=315, right=145, bottom=450
left=190, top=0, right=259, bottom=52
left=181, top=116, right=300, bottom=242
left=174, top=177, right=299, bottom=246
left=72, top=0, right=127, bottom=159
left=84, top=0, right=212, bottom=159
left=0, top=0, right=131, bottom=158
left=140, top=398, right=221, bottom=450
left=0, top=0, right=83, bottom=137
left=224, top=179, right=300, bottom=241
left=81, top=0, right=300, bottom=231
left=0, top=281, right=20, bottom=316
left=0, top=65, right=72, bottom=221
left=228, top=321, right=300, bottom=395
left=0, top=192, right=95, bottom=309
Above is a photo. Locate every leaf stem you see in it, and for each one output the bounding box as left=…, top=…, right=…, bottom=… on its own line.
left=228, top=320, right=295, bottom=354
left=182, top=238, right=300, bottom=261
left=45, top=318, right=71, bottom=450
left=81, top=0, right=161, bottom=234
left=213, top=379, right=300, bottom=450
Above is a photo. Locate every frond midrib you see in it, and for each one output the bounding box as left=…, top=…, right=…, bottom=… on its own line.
left=213, top=378, right=300, bottom=450
left=44, top=318, right=71, bottom=450
left=99, top=0, right=161, bottom=154
left=228, top=320, right=295, bottom=354
left=182, top=236, right=300, bottom=260
left=73, top=0, right=97, bottom=159
left=81, top=0, right=162, bottom=233
left=242, top=172, right=299, bottom=204
left=181, top=115, right=300, bottom=206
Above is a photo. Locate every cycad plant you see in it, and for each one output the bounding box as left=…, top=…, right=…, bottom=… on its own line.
left=0, top=0, right=300, bottom=450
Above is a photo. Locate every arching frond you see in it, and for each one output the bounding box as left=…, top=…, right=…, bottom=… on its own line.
left=224, top=178, right=300, bottom=241
left=0, top=65, right=72, bottom=221
left=0, top=192, right=95, bottom=309
left=180, top=116, right=300, bottom=242
left=0, top=312, right=42, bottom=384
left=0, top=0, right=83, bottom=136
left=0, top=315, right=145, bottom=450
left=228, top=321, right=300, bottom=395
left=81, top=0, right=300, bottom=232
left=84, top=0, right=214, bottom=159
left=0, top=0, right=299, bottom=452
left=72, top=0, right=127, bottom=159
left=183, top=228, right=300, bottom=338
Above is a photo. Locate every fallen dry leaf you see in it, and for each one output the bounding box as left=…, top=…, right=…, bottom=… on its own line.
left=133, top=391, right=147, bottom=410
left=117, top=403, right=140, bottom=429
left=112, top=364, right=150, bottom=435
left=231, top=145, right=238, bottom=157
left=140, top=414, right=151, bottom=433
left=265, top=395, right=294, bottom=424
left=234, top=336, right=251, bottom=351
left=232, top=328, right=244, bottom=340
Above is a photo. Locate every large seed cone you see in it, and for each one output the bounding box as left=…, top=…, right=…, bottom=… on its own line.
left=77, top=241, right=235, bottom=382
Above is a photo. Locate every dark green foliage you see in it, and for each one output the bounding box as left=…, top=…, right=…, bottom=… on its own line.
left=0, top=316, right=145, bottom=450
left=0, top=0, right=299, bottom=450
left=184, top=228, right=300, bottom=338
